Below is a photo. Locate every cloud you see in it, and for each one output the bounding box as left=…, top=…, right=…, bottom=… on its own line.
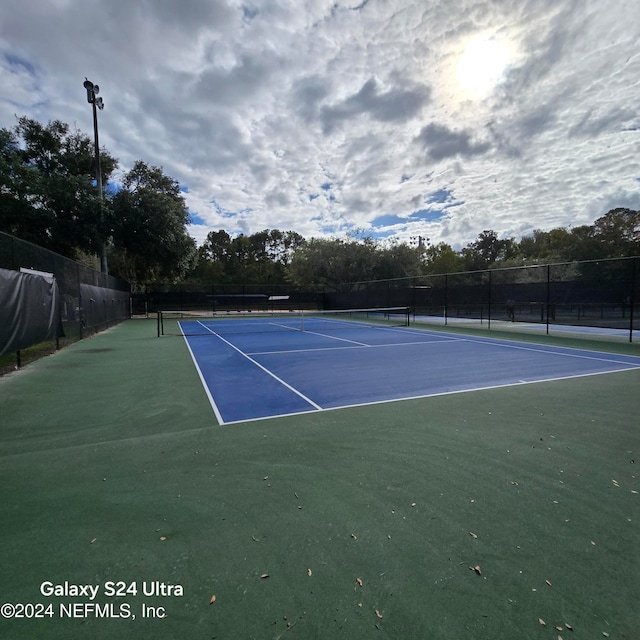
left=416, top=123, right=491, bottom=161
left=193, top=53, right=277, bottom=107
left=291, top=75, right=331, bottom=122
left=320, top=77, right=430, bottom=134
left=569, top=105, right=638, bottom=138
left=1, top=0, right=639, bottom=250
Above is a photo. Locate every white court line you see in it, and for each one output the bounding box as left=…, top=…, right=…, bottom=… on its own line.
left=180, top=326, right=225, bottom=425
left=245, top=323, right=461, bottom=354
left=219, top=366, right=640, bottom=425
left=301, top=328, right=371, bottom=346
left=186, top=320, right=640, bottom=425
left=248, top=337, right=460, bottom=356
left=196, top=321, right=323, bottom=412
left=459, top=335, right=640, bottom=368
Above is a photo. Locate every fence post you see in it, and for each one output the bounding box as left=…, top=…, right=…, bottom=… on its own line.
left=444, top=274, right=448, bottom=325
left=412, top=276, right=416, bottom=314
left=487, top=270, right=492, bottom=330
left=77, top=262, right=83, bottom=339
left=630, top=257, right=636, bottom=343
left=546, top=264, right=551, bottom=335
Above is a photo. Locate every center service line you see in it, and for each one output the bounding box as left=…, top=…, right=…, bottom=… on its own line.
left=196, top=321, right=323, bottom=411
left=301, top=329, right=371, bottom=346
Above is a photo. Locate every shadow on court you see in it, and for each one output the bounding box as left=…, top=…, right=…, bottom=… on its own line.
left=0, top=319, right=638, bottom=639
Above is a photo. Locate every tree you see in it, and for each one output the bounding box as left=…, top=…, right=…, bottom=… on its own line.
left=109, top=161, right=196, bottom=282
left=188, top=229, right=307, bottom=284
left=374, top=241, right=422, bottom=280
left=460, top=230, right=509, bottom=270
left=422, top=242, right=464, bottom=274
left=288, top=236, right=379, bottom=289
left=0, top=117, right=117, bottom=258
left=0, top=127, right=39, bottom=242
left=189, top=230, right=232, bottom=283
left=592, top=208, right=640, bottom=257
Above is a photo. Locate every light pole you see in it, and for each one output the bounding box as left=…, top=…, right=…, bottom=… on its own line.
left=410, top=235, right=429, bottom=256
left=83, top=78, right=108, bottom=274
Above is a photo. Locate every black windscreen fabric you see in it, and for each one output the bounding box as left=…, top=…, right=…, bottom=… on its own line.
left=80, top=283, right=130, bottom=330
left=0, top=267, right=64, bottom=356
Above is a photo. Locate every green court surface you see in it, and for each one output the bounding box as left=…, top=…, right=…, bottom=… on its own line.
left=0, top=319, right=639, bottom=639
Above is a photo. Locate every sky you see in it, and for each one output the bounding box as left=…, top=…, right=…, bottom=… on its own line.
left=1, top=0, right=639, bottom=249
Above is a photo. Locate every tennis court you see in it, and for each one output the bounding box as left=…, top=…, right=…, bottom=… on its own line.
left=163, top=309, right=640, bottom=424
left=2, top=317, right=640, bottom=640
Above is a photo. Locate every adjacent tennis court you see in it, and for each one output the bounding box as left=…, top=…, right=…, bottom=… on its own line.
left=160, top=309, right=640, bottom=424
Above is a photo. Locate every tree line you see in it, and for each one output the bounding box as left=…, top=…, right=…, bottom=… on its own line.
left=0, top=116, right=197, bottom=282
left=192, top=210, right=640, bottom=289
left=1, top=116, right=638, bottom=287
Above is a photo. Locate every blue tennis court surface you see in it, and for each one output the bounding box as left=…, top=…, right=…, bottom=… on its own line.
left=181, top=319, right=640, bottom=425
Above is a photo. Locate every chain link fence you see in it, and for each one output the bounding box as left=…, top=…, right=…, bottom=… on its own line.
left=325, top=257, right=639, bottom=341
left=131, top=282, right=325, bottom=315
left=134, top=256, right=638, bottom=342
left=0, top=232, right=130, bottom=371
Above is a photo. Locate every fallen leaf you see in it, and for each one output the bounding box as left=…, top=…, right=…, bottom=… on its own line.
left=411, top=502, right=416, bottom=507
left=159, top=536, right=167, bottom=541
left=603, top=633, right=610, bottom=638
left=556, top=626, right=563, bottom=631
left=260, top=573, right=269, bottom=579
left=351, top=533, right=358, bottom=540
left=375, top=609, right=383, bottom=619
left=565, top=623, right=573, bottom=630
left=209, top=594, right=216, bottom=604
left=469, top=532, right=478, bottom=539
left=307, top=568, right=312, bottom=577
left=90, top=538, right=96, bottom=544
left=356, top=577, right=363, bottom=587
left=539, top=618, right=546, bottom=626
left=470, top=565, right=482, bottom=575
left=546, top=579, right=552, bottom=586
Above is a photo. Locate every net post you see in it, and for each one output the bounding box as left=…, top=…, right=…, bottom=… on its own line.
left=157, top=311, right=161, bottom=337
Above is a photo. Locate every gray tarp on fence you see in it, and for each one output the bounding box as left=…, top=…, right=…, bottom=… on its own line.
left=80, top=283, right=130, bottom=331
left=0, top=267, right=64, bottom=357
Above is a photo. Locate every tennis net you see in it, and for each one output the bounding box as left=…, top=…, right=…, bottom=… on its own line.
left=157, top=307, right=410, bottom=337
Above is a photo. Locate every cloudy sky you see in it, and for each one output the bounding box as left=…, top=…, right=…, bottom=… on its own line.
left=1, top=0, right=639, bottom=249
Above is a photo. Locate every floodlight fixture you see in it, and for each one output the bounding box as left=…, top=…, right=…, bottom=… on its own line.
left=410, top=235, right=429, bottom=248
